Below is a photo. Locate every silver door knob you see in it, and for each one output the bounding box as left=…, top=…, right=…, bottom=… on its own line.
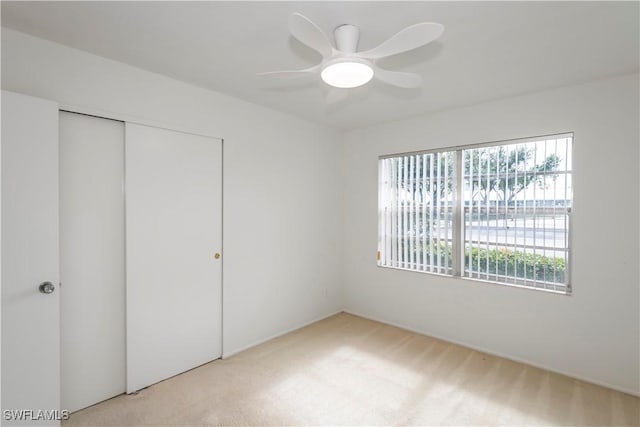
left=38, top=282, right=55, bottom=294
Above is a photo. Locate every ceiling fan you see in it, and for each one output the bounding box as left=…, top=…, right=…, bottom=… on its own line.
left=258, top=13, right=444, bottom=93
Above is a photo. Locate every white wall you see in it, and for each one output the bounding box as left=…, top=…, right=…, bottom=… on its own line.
left=1, top=28, right=343, bottom=356
left=342, top=73, right=640, bottom=394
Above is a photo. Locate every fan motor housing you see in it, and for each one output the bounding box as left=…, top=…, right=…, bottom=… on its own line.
left=334, top=24, right=360, bottom=53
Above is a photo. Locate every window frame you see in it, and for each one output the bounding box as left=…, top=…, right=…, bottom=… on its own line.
left=378, top=132, right=573, bottom=295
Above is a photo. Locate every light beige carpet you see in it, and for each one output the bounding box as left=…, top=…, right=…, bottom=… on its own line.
left=65, top=313, right=639, bottom=426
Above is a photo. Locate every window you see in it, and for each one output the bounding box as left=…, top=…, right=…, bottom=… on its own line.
left=378, top=133, right=573, bottom=294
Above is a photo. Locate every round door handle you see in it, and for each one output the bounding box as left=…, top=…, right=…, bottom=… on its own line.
left=39, top=281, right=55, bottom=294
left=214, top=253, right=221, bottom=260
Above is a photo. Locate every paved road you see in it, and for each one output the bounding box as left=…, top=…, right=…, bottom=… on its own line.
left=432, top=215, right=568, bottom=258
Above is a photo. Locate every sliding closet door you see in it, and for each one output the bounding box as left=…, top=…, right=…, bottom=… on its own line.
left=59, top=112, right=126, bottom=412
left=125, top=123, right=222, bottom=393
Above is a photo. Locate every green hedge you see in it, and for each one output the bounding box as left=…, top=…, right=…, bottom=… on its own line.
left=406, top=241, right=565, bottom=284
left=466, top=246, right=565, bottom=283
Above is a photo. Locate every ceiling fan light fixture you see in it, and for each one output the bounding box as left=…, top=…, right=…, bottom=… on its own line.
left=321, top=60, right=374, bottom=89
left=259, top=13, right=444, bottom=95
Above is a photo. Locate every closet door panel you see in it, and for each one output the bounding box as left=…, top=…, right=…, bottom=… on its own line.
left=59, top=111, right=126, bottom=412
left=125, top=123, right=222, bottom=393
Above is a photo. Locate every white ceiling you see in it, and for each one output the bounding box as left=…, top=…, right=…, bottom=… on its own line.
left=2, top=1, right=638, bottom=130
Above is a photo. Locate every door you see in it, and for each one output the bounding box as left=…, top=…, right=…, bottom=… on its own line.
left=59, top=111, right=126, bottom=412
left=1, top=91, right=60, bottom=425
left=125, top=123, right=222, bottom=392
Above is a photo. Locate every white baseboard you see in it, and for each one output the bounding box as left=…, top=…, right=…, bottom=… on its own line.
left=222, top=309, right=344, bottom=359
left=344, top=309, right=640, bottom=398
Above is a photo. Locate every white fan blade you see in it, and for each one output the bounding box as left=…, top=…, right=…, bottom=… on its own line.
left=326, top=88, right=349, bottom=105
left=358, top=22, right=444, bottom=60
left=289, top=13, right=334, bottom=59
left=257, top=66, right=319, bottom=79
left=373, top=67, right=422, bottom=88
